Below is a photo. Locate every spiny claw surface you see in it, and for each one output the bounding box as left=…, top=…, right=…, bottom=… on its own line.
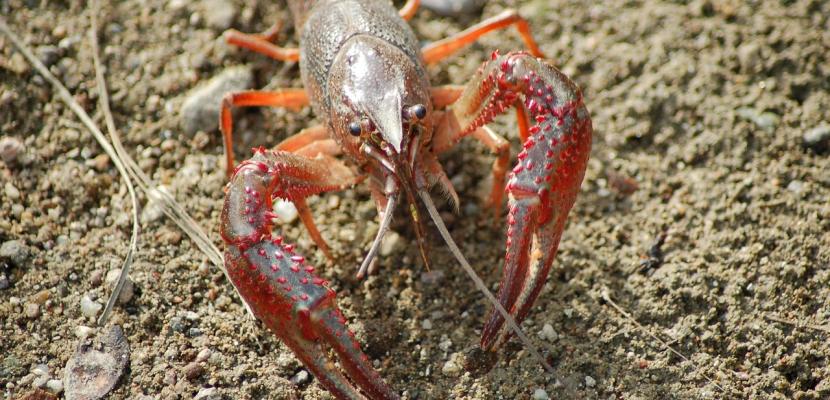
left=451, top=52, right=592, bottom=351
left=221, top=152, right=399, bottom=400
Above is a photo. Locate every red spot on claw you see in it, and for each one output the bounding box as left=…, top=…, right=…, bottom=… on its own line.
left=277, top=277, right=287, bottom=284
left=291, top=255, right=304, bottom=263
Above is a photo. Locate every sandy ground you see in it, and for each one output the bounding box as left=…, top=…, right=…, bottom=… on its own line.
left=2, top=0, right=829, bottom=399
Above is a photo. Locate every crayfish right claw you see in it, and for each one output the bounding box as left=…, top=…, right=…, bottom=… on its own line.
left=447, top=52, right=592, bottom=351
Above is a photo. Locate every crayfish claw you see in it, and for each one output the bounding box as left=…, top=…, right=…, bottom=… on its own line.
left=221, top=153, right=399, bottom=400
left=448, top=52, right=592, bottom=351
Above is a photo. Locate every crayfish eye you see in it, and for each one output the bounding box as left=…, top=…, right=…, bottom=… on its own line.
left=411, top=104, right=427, bottom=120
left=348, top=121, right=362, bottom=136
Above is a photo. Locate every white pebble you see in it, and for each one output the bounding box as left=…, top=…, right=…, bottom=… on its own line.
left=786, top=180, right=804, bottom=194
left=532, top=388, right=550, bottom=400
left=438, top=336, right=452, bottom=352
left=421, top=319, right=432, bottom=330
left=272, top=199, right=298, bottom=224
left=80, top=295, right=102, bottom=319
left=31, top=364, right=49, bottom=376
left=379, top=231, right=401, bottom=257
left=539, top=324, right=558, bottom=342
left=5, top=182, right=20, bottom=200
left=105, top=269, right=135, bottom=304
left=585, top=375, right=596, bottom=387
left=441, top=353, right=462, bottom=376
left=45, top=379, right=63, bottom=394
left=75, top=325, right=94, bottom=340
left=32, top=375, right=49, bottom=388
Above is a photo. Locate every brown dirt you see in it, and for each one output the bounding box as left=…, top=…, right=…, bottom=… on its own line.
left=1, top=0, right=829, bottom=399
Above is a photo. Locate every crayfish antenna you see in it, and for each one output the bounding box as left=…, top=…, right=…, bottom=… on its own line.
left=357, top=193, right=398, bottom=279
left=417, top=190, right=555, bottom=375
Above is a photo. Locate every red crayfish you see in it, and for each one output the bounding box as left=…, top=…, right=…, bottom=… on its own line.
left=217, top=0, right=591, bottom=398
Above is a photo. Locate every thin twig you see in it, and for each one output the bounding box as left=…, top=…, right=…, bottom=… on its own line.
left=0, top=17, right=140, bottom=325
left=0, top=15, right=254, bottom=318
left=601, top=287, right=725, bottom=392
left=89, top=1, right=140, bottom=326
left=765, top=314, right=830, bottom=334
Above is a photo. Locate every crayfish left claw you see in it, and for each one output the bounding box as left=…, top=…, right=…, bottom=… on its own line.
left=448, top=52, right=592, bottom=351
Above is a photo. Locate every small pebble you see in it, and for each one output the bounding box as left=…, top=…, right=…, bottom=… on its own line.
left=157, top=228, right=182, bottom=245
left=0, top=274, right=9, bottom=290
left=80, top=295, right=102, bottom=319
left=441, top=353, right=462, bottom=376
left=1, top=240, right=31, bottom=266
left=379, top=231, right=402, bottom=257
left=420, top=0, right=484, bottom=17
left=291, top=370, right=311, bottom=386
left=75, top=325, right=94, bottom=340
left=201, top=0, right=237, bottom=30
left=169, top=317, right=187, bottom=333
left=585, top=375, right=596, bottom=388
left=194, top=387, right=220, bottom=400
left=421, top=319, right=432, bottom=330
left=183, top=362, right=204, bottom=380
left=195, top=348, right=213, bottom=363
left=45, top=379, right=63, bottom=394
left=32, top=364, right=49, bottom=376
left=438, top=336, right=452, bottom=352
left=4, top=182, right=20, bottom=200
left=737, top=42, right=761, bottom=72
left=532, top=388, right=550, bottom=400
left=92, top=154, right=110, bottom=171
left=786, top=180, right=804, bottom=194
left=105, top=269, right=135, bottom=304
left=36, top=45, right=61, bottom=67
left=803, top=123, right=830, bottom=151
left=0, top=136, right=24, bottom=164
left=180, top=66, right=253, bottom=134
left=33, top=374, right=50, bottom=388
left=24, top=303, right=40, bottom=319
left=736, top=107, right=778, bottom=132
left=162, top=369, right=177, bottom=385
left=32, top=289, right=50, bottom=304
left=272, top=199, right=298, bottom=224
left=141, top=199, right=165, bottom=224
left=89, top=269, right=104, bottom=287
left=539, top=323, right=558, bottom=342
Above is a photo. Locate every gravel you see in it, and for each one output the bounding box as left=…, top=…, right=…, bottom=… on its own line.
left=0, top=240, right=30, bottom=267
left=290, top=370, right=311, bottom=386
left=179, top=66, right=254, bottom=135
left=803, top=123, right=830, bottom=152
left=79, top=295, right=102, bottom=319
left=0, top=136, right=24, bottom=164
left=104, top=269, right=135, bottom=304
left=532, top=388, right=550, bottom=400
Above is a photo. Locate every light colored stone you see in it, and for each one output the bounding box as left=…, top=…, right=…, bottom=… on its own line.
left=105, top=269, right=135, bottom=304
left=180, top=66, right=253, bottom=134
left=379, top=231, right=402, bottom=257
left=80, top=295, right=102, bottom=319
